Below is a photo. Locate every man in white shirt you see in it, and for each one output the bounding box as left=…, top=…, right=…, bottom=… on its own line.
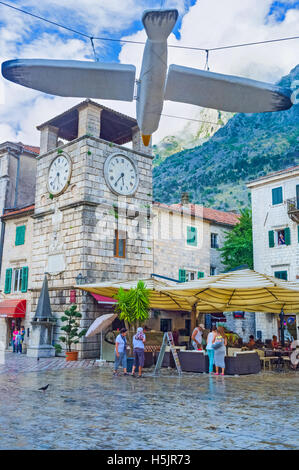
left=113, top=328, right=128, bottom=376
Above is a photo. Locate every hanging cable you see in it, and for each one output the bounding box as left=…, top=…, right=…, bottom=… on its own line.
left=0, top=1, right=298, bottom=55
left=161, top=114, right=224, bottom=125
left=204, top=49, right=210, bottom=71
left=90, top=37, right=98, bottom=62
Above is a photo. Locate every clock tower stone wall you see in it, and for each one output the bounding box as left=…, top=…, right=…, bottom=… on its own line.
left=32, top=103, right=153, bottom=358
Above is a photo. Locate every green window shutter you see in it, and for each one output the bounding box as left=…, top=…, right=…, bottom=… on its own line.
left=298, top=225, right=299, bottom=243
left=187, top=226, right=197, bottom=246
left=15, top=226, right=26, bottom=246
left=4, top=268, right=12, bottom=294
left=268, top=230, right=274, bottom=248
left=179, top=269, right=186, bottom=282
left=284, top=227, right=291, bottom=245
left=272, top=187, right=283, bottom=205
left=274, top=271, right=288, bottom=281
left=197, top=271, right=204, bottom=279
left=21, top=266, right=28, bottom=293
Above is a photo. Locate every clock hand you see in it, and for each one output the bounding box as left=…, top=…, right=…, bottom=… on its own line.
left=115, top=173, right=124, bottom=186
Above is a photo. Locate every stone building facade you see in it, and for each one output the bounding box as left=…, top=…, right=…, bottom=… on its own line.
left=0, top=205, right=34, bottom=351
left=247, top=166, right=299, bottom=341
left=30, top=100, right=153, bottom=358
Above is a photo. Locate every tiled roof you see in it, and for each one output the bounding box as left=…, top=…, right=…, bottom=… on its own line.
left=22, top=144, right=40, bottom=155
left=153, top=202, right=239, bottom=226
left=3, top=204, right=35, bottom=218
left=247, top=165, right=299, bottom=186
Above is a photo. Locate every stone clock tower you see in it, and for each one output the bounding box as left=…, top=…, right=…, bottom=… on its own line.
left=30, top=100, right=153, bottom=358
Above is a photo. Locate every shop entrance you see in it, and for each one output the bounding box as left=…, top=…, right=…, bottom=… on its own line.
left=7, top=318, right=22, bottom=351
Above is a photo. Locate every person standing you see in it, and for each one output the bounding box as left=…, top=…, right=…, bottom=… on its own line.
left=12, top=327, right=19, bottom=353
left=113, top=328, right=128, bottom=376
left=131, top=327, right=146, bottom=378
left=206, top=326, right=217, bottom=373
left=212, top=326, right=227, bottom=375
left=15, top=330, right=22, bottom=354
left=191, top=324, right=204, bottom=350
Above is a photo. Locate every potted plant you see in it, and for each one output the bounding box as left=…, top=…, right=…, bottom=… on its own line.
left=59, top=304, right=87, bottom=361
left=114, top=280, right=150, bottom=371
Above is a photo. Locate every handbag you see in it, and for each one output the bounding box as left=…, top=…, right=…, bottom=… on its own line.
left=212, top=337, right=223, bottom=350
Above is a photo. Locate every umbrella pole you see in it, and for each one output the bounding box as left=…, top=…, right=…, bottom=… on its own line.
left=279, top=308, right=285, bottom=347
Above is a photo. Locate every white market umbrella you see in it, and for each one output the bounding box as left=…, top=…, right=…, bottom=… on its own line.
left=85, top=313, right=117, bottom=360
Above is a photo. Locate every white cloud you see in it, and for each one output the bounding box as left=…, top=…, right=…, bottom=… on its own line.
left=0, top=0, right=298, bottom=147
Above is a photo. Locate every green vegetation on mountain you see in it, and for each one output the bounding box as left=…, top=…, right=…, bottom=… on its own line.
left=153, top=65, right=299, bottom=211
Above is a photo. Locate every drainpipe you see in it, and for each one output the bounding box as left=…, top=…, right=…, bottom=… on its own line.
left=0, top=211, right=5, bottom=277
left=0, top=146, right=22, bottom=278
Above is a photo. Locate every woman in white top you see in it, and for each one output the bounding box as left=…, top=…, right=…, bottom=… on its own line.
left=131, top=327, right=146, bottom=378
left=206, top=326, right=217, bottom=373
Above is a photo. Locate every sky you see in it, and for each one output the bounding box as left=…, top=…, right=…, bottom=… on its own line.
left=0, top=0, right=298, bottom=146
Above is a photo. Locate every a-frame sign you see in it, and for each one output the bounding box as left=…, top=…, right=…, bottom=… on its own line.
left=154, top=331, right=182, bottom=375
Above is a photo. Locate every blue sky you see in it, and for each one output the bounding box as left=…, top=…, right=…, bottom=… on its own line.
left=0, top=0, right=298, bottom=144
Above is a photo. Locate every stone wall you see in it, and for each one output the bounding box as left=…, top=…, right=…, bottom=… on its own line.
left=31, top=135, right=153, bottom=358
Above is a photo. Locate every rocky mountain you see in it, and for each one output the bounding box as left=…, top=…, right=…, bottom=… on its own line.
left=153, top=65, right=299, bottom=211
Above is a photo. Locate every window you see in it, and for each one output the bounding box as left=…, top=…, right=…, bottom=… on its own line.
left=160, top=318, right=172, bottom=332
left=15, top=225, right=26, bottom=246
left=272, top=187, right=283, bottom=205
left=8, top=266, right=28, bottom=293
left=179, top=269, right=202, bottom=282
left=210, top=266, right=216, bottom=276
left=274, top=271, right=288, bottom=280
left=187, top=226, right=197, bottom=246
left=268, top=228, right=291, bottom=247
left=114, top=230, right=126, bottom=258
left=211, top=233, right=219, bottom=248
left=13, top=268, right=23, bottom=292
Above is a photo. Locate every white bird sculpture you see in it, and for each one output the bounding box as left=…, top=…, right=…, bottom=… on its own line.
left=2, top=9, right=293, bottom=146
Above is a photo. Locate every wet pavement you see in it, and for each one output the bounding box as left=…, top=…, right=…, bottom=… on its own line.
left=0, top=353, right=298, bottom=450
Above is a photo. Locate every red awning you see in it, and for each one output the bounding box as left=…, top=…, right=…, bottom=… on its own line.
left=0, top=299, right=26, bottom=318
left=91, top=293, right=117, bottom=304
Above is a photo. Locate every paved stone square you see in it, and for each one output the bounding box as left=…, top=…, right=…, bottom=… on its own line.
left=0, top=353, right=298, bottom=450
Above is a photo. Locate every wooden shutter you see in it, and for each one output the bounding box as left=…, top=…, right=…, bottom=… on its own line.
left=284, top=227, right=291, bottom=245
left=197, top=271, right=204, bottom=278
left=268, top=230, right=274, bottom=248
left=187, top=226, right=197, bottom=246
left=15, top=226, right=26, bottom=246
left=272, top=187, right=282, bottom=205
left=179, top=269, right=186, bottom=282
left=4, top=268, right=12, bottom=294
left=21, top=266, right=28, bottom=293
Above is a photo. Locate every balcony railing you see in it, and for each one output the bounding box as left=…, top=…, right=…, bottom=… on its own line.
left=287, top=197, right=299, bottom=223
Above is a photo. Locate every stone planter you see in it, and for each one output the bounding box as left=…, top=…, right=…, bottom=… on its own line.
left=66, top=351, right=78, bottom=362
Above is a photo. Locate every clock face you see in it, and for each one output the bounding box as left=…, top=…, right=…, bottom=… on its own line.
left=47, top=154, right=72, bottom=196
left=104, top=154, right=139, bottom=196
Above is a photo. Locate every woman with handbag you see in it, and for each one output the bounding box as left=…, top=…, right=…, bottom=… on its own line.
left=212, top=326, right=227, bottom=375
left=206, top=326, right=217, bottom=373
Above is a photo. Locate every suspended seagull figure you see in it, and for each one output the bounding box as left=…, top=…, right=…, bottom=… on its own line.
left=2, top=9, right=293, bottom=146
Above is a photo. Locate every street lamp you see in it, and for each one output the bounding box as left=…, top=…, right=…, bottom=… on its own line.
left=75, top=273, right=88, bottom=285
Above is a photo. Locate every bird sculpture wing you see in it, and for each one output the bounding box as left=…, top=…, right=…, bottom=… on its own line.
left=2, top=59, right=136, bottom=101
left=165, top=64, right=293, bottom=113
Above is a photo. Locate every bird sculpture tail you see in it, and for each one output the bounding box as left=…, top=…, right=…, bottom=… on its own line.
left=142, top=9, right=178, bottom=41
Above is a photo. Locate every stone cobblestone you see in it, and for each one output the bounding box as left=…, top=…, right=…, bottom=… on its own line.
left=0, top=353, right=298, bottom=450
left=0, top=352, right=97, bottom=375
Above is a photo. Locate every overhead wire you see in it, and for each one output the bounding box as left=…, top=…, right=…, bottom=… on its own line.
left=0, top=0, right=297, bottom=127
left=0, top=0, right=298, bottom=55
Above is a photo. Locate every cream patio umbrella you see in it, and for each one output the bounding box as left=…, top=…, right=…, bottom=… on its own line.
left=159, top=269, right=299, bottom=314
left=76, top=277, right=199, bottom=312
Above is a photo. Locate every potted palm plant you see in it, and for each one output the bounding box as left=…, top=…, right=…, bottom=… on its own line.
left=59, top=304, right=87, bottom=361
left=114, top=280, right=150, bottom=371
